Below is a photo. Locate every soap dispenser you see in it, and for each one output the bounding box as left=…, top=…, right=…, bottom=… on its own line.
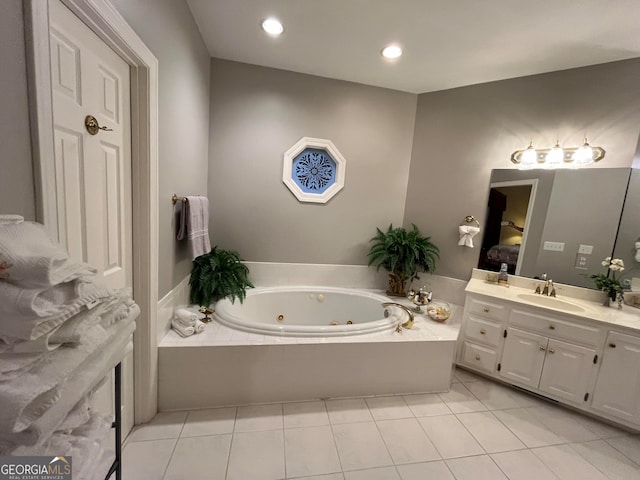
left=498, top=263, right=509, bottom=286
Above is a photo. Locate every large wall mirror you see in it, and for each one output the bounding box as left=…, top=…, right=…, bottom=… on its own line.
left=478, top=168, right=636, bottom=289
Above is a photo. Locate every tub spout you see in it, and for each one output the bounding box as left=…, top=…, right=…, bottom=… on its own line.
left=381, top=302, right=414, bottom=330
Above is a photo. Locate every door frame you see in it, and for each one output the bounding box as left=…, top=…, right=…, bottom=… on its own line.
left=24, top=0, right=159, bottom=423
left=489, top=179, right=538, bottom=276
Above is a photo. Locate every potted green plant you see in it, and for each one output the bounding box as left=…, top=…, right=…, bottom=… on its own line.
left=189, top=247, right=254, bottom=307
left=367, top=224, right=439, bottom=297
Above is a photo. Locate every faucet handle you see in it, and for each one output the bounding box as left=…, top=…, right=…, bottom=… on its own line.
left=534, top=285, right=541, bottom=294
left=550, top=287, right=556, bottom=297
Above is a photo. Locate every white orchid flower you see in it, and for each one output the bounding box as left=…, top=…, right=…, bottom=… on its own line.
left=610, top=258, right=625, bottom=267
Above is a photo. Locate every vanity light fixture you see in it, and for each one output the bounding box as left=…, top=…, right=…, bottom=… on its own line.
left=381, top=45, right=403, bottom=59
left=511, top=138, right=605, bottom=169
left=261, top=17, right=284, bottom=36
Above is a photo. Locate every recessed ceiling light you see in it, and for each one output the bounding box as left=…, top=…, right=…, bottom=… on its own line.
left=381, top=45, right=403, bottom=59
left=262, top=18, right=284, bottom=36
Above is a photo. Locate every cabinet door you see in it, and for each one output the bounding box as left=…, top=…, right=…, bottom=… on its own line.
left=592, top=332, right=640, bottom=423
left=539, top=339, right=595, bottom=404
left=499, top=327, right=547, bottom=388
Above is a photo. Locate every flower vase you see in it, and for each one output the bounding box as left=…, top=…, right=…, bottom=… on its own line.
left=602, top=290, right=619, bottom=308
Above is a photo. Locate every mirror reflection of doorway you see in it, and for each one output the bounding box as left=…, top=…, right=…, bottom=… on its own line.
left=479, top=181, right=536, bottom=275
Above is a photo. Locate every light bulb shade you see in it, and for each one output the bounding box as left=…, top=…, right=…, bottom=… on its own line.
left=572, top=144, right=594, bottom=165
left=520, top=147, right=538, bottom=168
left=545, top=145, right=564, bottom=166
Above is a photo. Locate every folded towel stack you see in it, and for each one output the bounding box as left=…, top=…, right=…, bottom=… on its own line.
left=172, top=307, right=206, bottom=337
left=0, top=220, right=139, bottom=464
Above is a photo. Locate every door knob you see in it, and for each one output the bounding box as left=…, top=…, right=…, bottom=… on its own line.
left=480, top=329, right=486, bottom=335
left=539, top=346, right=546, bottom=351
left=608, top=343, right=617, bottom=348
left=548, top=325, right=556, bottom=330
left=548, top=349, right=555, bottom=354
left=84, top=115, right=113, bottom=135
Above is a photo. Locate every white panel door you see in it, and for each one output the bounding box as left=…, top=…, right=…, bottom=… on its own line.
left=539, top=339, right=595, bottom=404
left=499, top=327, right=547, bottom=388
left=592, top=332, right=640, bottom=423
left=49, top=0, right=134, bottom=439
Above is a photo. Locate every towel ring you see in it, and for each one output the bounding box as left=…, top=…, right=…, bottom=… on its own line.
left=461, top=215, right=480, bottom=227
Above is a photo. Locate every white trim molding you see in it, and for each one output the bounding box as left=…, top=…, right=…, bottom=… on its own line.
left=283, top=137, right=346, bottom=203
left=24, top=0, right=159, bottom=423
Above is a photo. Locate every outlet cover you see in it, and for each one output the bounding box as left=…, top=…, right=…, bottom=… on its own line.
left=578, top=245, right=594, bottom=254
left=544, top=241, right=565, bottom=252
left=575, top=253, right=589, bottom=269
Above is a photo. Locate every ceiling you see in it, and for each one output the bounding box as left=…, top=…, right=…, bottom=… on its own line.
left=186, top=0, right=640, bottom=94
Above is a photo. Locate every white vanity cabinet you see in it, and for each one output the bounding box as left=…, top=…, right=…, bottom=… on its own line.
left=457, top=296, right=507, bottom=374
left=591, top=331, right=640, bottom=424
left=498, top=308, right=599, bottom=405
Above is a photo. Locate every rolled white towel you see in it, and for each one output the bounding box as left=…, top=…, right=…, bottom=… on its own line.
left=0, top=215, right=24, bottom=225
left=194, top=320, right=206, bottom=334
left=171, top=319, right=195, bottom=338
left=175, top=307, right=198, bottom=326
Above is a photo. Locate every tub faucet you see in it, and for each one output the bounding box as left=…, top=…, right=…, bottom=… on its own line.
left=381, top=302, right=414, bottom=330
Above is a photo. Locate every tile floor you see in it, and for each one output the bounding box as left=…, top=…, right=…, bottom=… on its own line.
left=123, top=368, right=640, bottom=479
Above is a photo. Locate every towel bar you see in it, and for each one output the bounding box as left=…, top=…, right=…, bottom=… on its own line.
left=171, top=194, right=188, bottom=205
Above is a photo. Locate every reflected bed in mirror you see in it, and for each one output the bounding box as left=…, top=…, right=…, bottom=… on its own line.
left=478, top=168, right=633, bottom=288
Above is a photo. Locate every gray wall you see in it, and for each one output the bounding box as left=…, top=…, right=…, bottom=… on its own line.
left=207, top=59, right=417, bottom=265
left=534, top=169, right=630, bottom=287
left=405, top=59, right=640, bottom=281
left=110, top=0, right=211, bottom=298
left=0, top=0, right=36, bottom=220
left=613, top=168, right=640, bottom=282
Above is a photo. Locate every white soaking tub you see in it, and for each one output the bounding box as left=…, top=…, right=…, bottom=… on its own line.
left=214, top=286, right=404, bottom=336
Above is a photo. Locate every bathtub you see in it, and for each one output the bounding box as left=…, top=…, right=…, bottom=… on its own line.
left=159, top=284, right=461, bottom=410
left=214, top=286, right=404, bottom=337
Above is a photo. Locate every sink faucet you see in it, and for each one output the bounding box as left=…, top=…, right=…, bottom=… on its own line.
left=541, top=279, right=556, bottom=297
left=534, top=273, right=547, bottom=294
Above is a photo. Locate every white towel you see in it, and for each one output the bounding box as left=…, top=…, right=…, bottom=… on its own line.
left=0, top=279, right=112, bottom=340
left=184, top=196, right=211, bottom=260
left=0, top=215, right=24, bottom=225
left=458, top=225, right=480, bottom=248
left=0, top=309, right=137, bottom=436
left=172, top=319, right=195, bottom=337
left=175, top=307, right=198, bottom=326
left=0, top=222, right=96, bottom=288
left=0, top=320, right=136, bottom=448
left=194, top=320, right=206, bottom=333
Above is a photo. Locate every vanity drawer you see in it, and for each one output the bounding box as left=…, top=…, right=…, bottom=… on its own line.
left=465, top=315, right=503, bottom=347
left=461, top=341, right=498, bottom=373
left=468, top=297, right=508, bottom=322
left=510, top=309, right=601, bottom=346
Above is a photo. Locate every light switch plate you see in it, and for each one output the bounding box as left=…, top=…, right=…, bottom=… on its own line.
left=544, top=241, right=565, bottom=252
left=578, top=244, right=593, bottom=254
left=575, top=253, right=589, bottom=269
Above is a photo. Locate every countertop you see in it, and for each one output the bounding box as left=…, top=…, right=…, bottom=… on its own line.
left=465, top=278, right=640, bottom=333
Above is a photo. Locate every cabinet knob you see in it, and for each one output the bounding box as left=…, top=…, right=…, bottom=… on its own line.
left=483, top=307, right=490, bottom=313
left=548, top=349, right=555, bottom=354
left=608, top=343, right=617, bottom=348
left=480, top=329, right=486, bottom=335
left=475, top=354, right=481, bottom=361
left=539, top=346, right=546, bottom=351
left=548, top=325, right=556, bottom=330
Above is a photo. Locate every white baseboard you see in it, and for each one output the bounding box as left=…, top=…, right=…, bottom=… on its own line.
left=157, top=275, right=190, bottom=343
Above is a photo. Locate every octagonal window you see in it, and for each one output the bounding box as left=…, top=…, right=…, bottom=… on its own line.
left=292, top=148, right=336, bottom=194
left=283, top=137, right=346, bottom=204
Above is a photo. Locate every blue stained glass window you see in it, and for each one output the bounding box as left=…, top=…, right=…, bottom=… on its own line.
left=292, top=148, right=337, bottom=194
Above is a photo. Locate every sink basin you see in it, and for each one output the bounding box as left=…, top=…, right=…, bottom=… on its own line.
left=517, top=293, right=588, bottom=313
